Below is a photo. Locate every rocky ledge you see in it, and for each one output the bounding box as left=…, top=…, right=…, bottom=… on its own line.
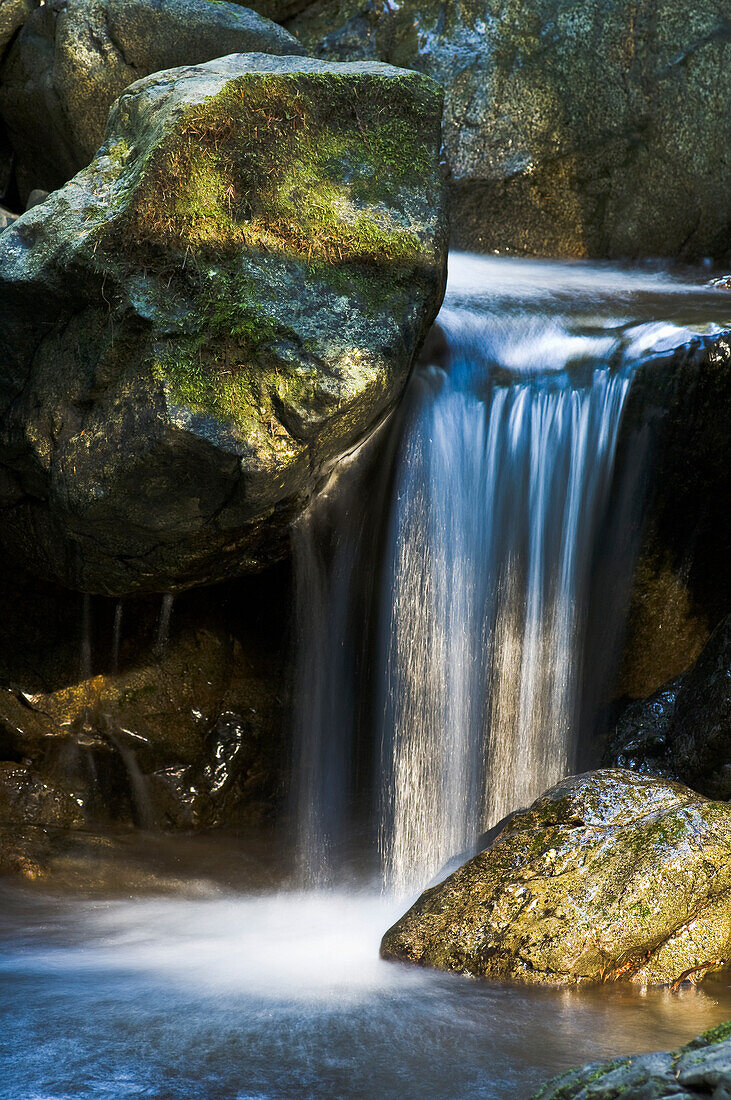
left=533, top=1021, right=731, bottom=1100
left=381, top=769, right=731, bottom=986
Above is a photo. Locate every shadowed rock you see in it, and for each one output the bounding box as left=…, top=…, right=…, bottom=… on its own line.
left=381, top=769, right=731, bottom=986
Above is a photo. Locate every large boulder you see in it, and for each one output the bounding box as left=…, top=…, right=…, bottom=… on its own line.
left=0, top=0, right=306, bottom=202
left=381, top=770, right=731, bottom=986
left=288, top=0, right=731, bottom=261
left=533, top=1022, right=731, bottom=1100
left=0, top=53, right=447, bottom=594
left=606, top=614, right=731, bottom=800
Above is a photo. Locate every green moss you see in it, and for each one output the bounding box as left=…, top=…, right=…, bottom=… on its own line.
left=122, top=71, right=438, bottom=269
left=685, top=1020, right=731, bottom=1050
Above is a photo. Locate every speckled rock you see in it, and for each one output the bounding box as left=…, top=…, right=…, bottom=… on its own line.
left=533, top=1021, right=731, bottom=1100
left=0, top=0, right=38, bottom=58
left=0, top=52, right=446, bottom=594
left=381, top=770, right=731, bottom=986
left=0, top=0, right=305, bottom=202
left=607, top=614, right=731, bottom=801
left=289, top=0, right=731, bottom=260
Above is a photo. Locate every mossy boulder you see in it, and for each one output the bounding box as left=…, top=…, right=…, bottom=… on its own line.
left=0, top=52, right=446, bottom=594
left=288, top=0, right=731, bottom=260
left=607, top=614, right=731, bottom=801
left=533, top=1021, right=731, bottom=1100
left=381, top=770, right=731, bottom=986
left=0, top=0, right=305, bottom=202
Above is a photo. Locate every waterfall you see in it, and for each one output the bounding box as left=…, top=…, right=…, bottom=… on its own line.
left=292, top=254, right=716, bottom=895
left=378, top=354, right=630, bottom=893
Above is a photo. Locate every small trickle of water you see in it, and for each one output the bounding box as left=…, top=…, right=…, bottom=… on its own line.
left=112, top=600, right=123, bottom=675
left=155, top=594, right=175, bottom=658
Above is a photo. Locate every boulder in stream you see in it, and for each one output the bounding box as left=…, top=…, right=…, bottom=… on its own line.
left=0, top=0, right=305, bottom=201
left=288, top=0, right=731, bottom=260
left=533, top=1021, right=731, bottom=1100
left=0, top=52, right=447, bottom=594
left=381, top=770, right=731, bottom=986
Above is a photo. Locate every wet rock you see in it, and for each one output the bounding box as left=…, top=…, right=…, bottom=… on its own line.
left=0, top=761, right=86, bottom=827
left=0, top=52, right=446, bottom=594
left=615, top=333, right=731, bottom=699
left=533, top=1021, right=731, bottom=1100
left=607, top=615, right=731, bottom=800
left=0, top=0, right=38, bottom=58
left=381, top=770, right=731, bottom=986
left=0, top=561, right=290, bottom=840
left=289, top=0, right=731, bottom=260
left=0, top=0, right=305, bottom=202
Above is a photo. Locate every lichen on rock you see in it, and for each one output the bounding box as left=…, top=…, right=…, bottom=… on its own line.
left=381, top=769, right=731, bottom=987
left=0, top=52, right=447, bottom=594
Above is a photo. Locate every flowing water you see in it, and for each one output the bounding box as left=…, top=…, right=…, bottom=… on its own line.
left=294, top=254, right=731, bottom=893
left=2, top=257, right=731, bottom=1100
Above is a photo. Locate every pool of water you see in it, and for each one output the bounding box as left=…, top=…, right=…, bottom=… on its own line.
left=1, top=862, right=729, bottom=1100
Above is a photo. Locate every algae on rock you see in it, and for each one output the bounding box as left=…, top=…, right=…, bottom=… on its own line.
left=381, top=769, right=731, bottom=987
left=0, top=52, right=447, bottom=594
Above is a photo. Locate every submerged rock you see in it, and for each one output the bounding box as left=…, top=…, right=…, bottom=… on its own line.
left=607, top=614, right=731, bottom=800
left=0, top=52, right=446, bottom=594
left=381, top=770, right=731, bottom=986
left=0, top=0, right=305, bottom=201
left=289, top=0, right=731, bottom=260
left=533, top=1021, right=731, bottom=1100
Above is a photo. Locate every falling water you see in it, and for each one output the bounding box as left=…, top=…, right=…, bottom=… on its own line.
left=112, top=601, right=123, bottom=674
left=155, top=594, right=175, bottom=657
left=292, top=254, right=729, bottom=895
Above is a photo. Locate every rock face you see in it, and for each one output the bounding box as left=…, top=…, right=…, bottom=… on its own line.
left=288, top=0, right=731, bottom=261
left=607, top=615, right=731, bottom=801
left=615, top=333, right=731, bottom=700
left=0, top=0, right=305, bottom=201
left=0, top=52, right=447, bottom=594
left=0, top=0, right=38, bottom=58
left=533, top=1021, right=731, bottom=1100
left=381, top=770, right=731, bottom=986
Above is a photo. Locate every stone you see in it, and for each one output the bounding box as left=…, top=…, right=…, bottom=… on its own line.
left=533, top=1021, right=731, bottom=1100
left=381, top=769, right=731, bottom=986
left=0, top=0, right=306, bottom=202
left=0, top=52, right=447, bottom=594
left=607, top=615, right=731, bottom=801
left=24, top=188, right=48, bottom=210
left=0, top=0, right=38, bottom=58
left=0, top=204, right=18, bottom=230
left=289, top=0, right=731, bottom=260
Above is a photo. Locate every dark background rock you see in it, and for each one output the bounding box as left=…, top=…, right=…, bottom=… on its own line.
left=0, top=0, right=305, bottom=203
left=607, top=614, right=731, bottom=800
left=0, top=52, right=447, bottom=595
left=287, top=0, right=731, bottom=261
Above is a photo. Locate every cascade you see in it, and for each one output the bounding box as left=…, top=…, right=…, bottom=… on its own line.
left=292, top=254, right=723, bottom=895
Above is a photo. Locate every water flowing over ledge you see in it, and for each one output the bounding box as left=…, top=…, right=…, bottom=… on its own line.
left=292, top=253, right=731, bottom=895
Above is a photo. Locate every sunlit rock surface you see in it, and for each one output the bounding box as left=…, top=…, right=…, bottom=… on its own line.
left=381, top=770, right=731, bottom=986
left=0, top=0, right=305, bottom=201
left=0, top=0, right=38, bottom=57
left=288, top=0, right=731, bottom=260
left=607, top=614, right=731, bottom=801
left=533, top=1021, right=731, bottom=1100
left=0, top=52, right=447, bottom=593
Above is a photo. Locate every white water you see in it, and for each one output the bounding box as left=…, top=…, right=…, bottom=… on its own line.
left=293, top=254, right=730, bottom=895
